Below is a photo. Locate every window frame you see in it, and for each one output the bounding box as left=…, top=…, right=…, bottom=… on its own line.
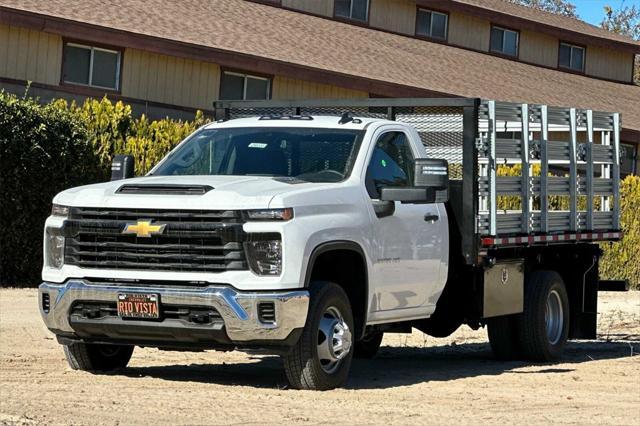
left=489, top=25, right=520, bottom=58
left=620, top=143, right=637, bottom=176
left=151, top=127, right=365, bottom=182
left=558, top=41, right=586, bottom=73
left=333, top=0, right=370, bottom=24
left=415, top=7, right=449, bottom=42
left=219, top=69, right=273, bottom=101
left=61, top=40, right=123, bottom=92
left=364, top=130, right=416, bottom=200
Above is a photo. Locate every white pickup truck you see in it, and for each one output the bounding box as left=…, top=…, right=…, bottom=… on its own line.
left=40, top=98, right=623, bottom=390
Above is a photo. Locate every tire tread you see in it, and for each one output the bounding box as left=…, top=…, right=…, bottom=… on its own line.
left=517, top=270, right=569, bottom=362
left=284, top=281, right=353, bottom=390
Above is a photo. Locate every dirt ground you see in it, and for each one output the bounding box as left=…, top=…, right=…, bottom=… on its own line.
left=0, top=289, right=638, bottom=425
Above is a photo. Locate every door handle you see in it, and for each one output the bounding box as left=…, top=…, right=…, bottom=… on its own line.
left=424, top=214, right=439, bottom=222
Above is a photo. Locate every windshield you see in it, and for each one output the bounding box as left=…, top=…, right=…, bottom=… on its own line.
left=152, top=127, right=363, bottom=183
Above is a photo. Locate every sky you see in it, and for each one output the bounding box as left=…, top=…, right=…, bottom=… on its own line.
left=574, top=0, right=640, bottom=25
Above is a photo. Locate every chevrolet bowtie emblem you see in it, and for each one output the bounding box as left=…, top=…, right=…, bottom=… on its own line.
left=122, top=220, right=167, bottom=238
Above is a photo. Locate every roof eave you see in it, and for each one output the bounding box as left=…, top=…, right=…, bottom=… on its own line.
left=421, top=0, right=640, bottom=54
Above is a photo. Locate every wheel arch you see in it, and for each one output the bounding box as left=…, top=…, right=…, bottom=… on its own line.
left=304, top=241, right=369, bottom=340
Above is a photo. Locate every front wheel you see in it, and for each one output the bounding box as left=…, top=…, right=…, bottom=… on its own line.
left=63, top=342, right=134, bottom=372
left=283, top=281, right=354, bottom=390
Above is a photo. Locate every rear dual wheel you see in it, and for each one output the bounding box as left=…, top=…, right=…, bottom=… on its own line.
left=354, top=332, right=384, bottom=359
left=488, top=270, right=570, bottom=362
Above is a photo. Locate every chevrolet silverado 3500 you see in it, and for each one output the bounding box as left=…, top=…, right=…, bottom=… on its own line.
left=40, top=98, right=623, bottom=390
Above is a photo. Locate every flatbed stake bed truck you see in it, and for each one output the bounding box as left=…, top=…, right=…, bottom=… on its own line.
left=40, top=98, right=623, bottom=390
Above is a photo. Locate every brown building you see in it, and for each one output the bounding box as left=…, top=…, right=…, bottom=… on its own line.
left=0, top=0, right=638, bottom=173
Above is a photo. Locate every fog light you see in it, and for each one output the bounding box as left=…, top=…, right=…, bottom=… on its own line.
left=246, top=240, right=282, bottom=275
left=42, top=293, right=50, bottom=314
left=46, top=229, right=65, bottom=269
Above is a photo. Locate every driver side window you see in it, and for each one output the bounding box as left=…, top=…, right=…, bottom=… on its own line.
left=365, top=131, right=414, bottom=199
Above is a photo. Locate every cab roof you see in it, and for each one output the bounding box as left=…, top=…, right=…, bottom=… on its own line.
left=204, top=115, right=393, bottom=131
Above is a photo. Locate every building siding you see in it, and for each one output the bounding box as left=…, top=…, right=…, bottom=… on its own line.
left=0, top=24, right=61, bottom=86
left=448, top=11, right=490, bottom=52
left=519, top=30, right=558, bottom=68
left=121, top=48, right=220, bottom=110
left=586, top=46, right=633, bottom=83
left=272, top=75, right=368, bottom=99
left=370, top=0, right=416, bottom=35
left=282, top=0, right=334, bottom=16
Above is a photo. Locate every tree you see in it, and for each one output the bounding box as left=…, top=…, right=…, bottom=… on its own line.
left=600, top=4, right=640, bottom=84
left=510, top=0, right=578, bottom=18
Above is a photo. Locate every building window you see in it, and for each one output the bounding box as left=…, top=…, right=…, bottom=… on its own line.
left=620, top=143, right=637, bottom=176
left=335, top=0, right=369, bottom=22
left=558, top=42, right=585, bottom=72
left=416, top=9, right=448, bottom=40
left=219, top=71, right=271, bottom=100
left=62, top=43, right=121, bottom=90
left=490, top=26, right=519, bottom=57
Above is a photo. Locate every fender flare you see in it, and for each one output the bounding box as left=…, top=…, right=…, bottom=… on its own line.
left=303, top=240, right=369, bottom=339
left=303, top=240, right=368, bottom=287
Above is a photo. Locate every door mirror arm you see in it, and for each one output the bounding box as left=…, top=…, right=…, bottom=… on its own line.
left=372, top=199, right=395, bottom=218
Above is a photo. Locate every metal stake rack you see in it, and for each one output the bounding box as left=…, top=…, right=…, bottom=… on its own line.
left=477, top=101, right=621, bottom=242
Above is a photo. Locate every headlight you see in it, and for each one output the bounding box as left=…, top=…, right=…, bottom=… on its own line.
left=51, top=204, right=69, bottom=218
left=246, top=208, right=293, bottom=221
left=245, top=239, right=282, bottom=275
left=46, top=228, right=65, bottom=269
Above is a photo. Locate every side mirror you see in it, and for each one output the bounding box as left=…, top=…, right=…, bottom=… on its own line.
left=111, top=155, right=135, bottom=181
left=380, top=158, right=449, bottom=204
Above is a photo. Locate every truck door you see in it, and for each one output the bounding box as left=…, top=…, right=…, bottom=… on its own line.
left=364, top=129, right=448, bottom=317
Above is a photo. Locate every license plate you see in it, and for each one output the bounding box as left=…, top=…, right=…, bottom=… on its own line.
left=117, top=293, right=160, bottom=319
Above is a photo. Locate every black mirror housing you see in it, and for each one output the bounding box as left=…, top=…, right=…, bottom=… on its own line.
left=111, top=155, right=135, bottom=181
left=414, top=158, right=448, bottom=189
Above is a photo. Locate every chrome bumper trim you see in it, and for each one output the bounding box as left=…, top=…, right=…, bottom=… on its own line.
left=39, top=281, right=309, bottom=342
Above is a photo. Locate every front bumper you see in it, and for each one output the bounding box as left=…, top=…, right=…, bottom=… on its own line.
left=39, top=280, right=309, bottom=347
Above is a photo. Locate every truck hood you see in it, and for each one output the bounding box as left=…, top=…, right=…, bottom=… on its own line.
left=54, top=175, right=330, bottom=210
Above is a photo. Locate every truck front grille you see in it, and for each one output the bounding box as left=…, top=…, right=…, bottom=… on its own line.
left=63, top=208, right=251, bottom=273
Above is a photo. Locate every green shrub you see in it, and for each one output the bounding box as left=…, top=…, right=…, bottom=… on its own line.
left=0, top=93, right=208, bottom=286
left=55, top=96, right=208, bottom=176
left=124, top=110, right=207, bottom=175
left=0, top=91, right=103, bottom=286
left=600, top=175, right=640, bottom=289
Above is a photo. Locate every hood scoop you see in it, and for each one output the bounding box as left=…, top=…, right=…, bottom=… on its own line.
left=117, top=184, right=214, bottom=195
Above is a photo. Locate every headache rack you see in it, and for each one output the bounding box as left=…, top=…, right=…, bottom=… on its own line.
left=213, top=98, right=622, bottom=266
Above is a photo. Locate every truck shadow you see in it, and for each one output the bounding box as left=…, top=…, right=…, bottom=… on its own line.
left=347, top=339, right=638, bottom=389
left=120, top=338, right=638, bottom=390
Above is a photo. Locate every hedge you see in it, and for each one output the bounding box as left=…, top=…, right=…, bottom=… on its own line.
left=0, top=92, right=209, bottom=286
left=0, top=91, right=103, bottom=285
left=55, top=97, right=208, bottom=175
left=0, top=92, right=638, bottom=289
left=600, top=175, right=640, bottom=289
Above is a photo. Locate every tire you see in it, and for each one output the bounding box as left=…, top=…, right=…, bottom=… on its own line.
left=284, top=281, right=354, bottom=390
left=63, top=343, right=134, bottom=372
left=354, top=332, right=383, bottom=359
left=487, top=314, right=520, bottom=361
left=517, top=270, right=570, bottom=362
